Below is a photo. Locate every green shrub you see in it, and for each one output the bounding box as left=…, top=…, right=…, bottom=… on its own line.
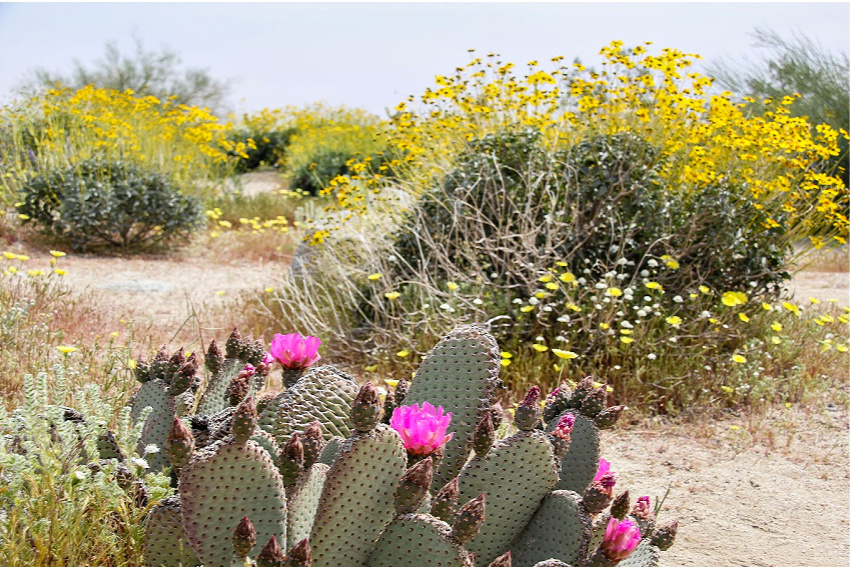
left=227, top=128, right=295, bottom=173
left=18, top=159, right=203, bottom=251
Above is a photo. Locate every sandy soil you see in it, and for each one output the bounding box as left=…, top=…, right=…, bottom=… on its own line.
left=5, top=172, right=849, bottom=566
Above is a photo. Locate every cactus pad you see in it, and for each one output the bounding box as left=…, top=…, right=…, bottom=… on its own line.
left=180, top=438, right=287, bottom=567
left=403, top=325, right=501, bottom=486
left=317, top=436, right=344, bottom=467
left=618, top=541, right=661, bottom=567
left=457, top=429, right=559, bottom=565
left=144, top=495, right=200, bottom=567
left=286, top=463, right=329, bottom=549
left=546, top=410, right=600, bottom=494
left=195, top=358, right=241, bottom=417
left=511, top=490, right=592, bottom=567
left=251, top=429, right=281, bottom=467
left=274, top=365, right=359, bottom=445
left=309, top=424, right=406, bottom=567
left=368, top=514, right=470, bottom=567
left=133, top=379, right=175, bottom=472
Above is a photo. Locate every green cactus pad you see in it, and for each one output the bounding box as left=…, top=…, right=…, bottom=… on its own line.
left=403, top=325, right=501, bottom=487
left=286, top=463, right=329, bottom=549
left=457, top=429, right=559, bottom=566
left=317, top=436, right=344, bottom=467
left=309, top=424, right=406, bottom=567
left=258, top=392, right=285, bottom=436
left=368, top=513, right=470, bottom=567
left=546, top=410, right=600, bottom=494
left=511, top=490, right=592, bottom=567
left=618, top=541, right=661, bottom=567
left=134, top=379, right=175, bottom=473
left=588, top=513, right=609, bottom=552
left=273, top=365, right=359, bottom=446
left=195, top=358, right=241, bottom=417
left=180, top=438, right=288, bottom=567
left=144, top=496, right=200, bottom=567
left=174, top=389, right=196, bottom=417
left=251, top=429, right=281, bottom=467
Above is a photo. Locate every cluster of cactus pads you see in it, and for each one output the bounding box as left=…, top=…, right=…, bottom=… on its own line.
left=130, top=325, right=678, bottom=567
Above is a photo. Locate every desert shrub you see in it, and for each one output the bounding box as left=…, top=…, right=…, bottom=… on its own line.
left=18, top=159, right=203, bottom=251
left=0, top=86, right=237, bottom=206
left=0, top=367, right=172, bottom=566
left=256, top=41, right=848, bottom=411
left=226, top=128, right=294, bottom=172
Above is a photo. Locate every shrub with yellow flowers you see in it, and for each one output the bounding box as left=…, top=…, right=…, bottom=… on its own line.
left=261, top=41, right=847, bottom=412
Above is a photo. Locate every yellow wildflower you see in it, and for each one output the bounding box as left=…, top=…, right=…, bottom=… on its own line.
left=551, top=349, right=578, bottom=359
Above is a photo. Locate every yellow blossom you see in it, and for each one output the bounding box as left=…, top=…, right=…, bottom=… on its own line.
left=49, top=250, right=66, bottom=258
left=731, top=354, right=747, bottom=364
left=56, top=346, right=78, bottom=354
left=447, top=282, right=459, bottom=291
left=531, top=344, right=548, bottom=352
left=396, top=349, right=410, bottom=358
left=606, top=287, right=623, bottom=297
left=367, top=273, right=382, bottom=281
left=385, top=291, right=401, bottom=300
left=520, top=306, right=535, bottom=312
left=761, top=302, right=773, bottom=311
left=721, top=291, right=747, bottom=307
left=645, top=281, right=663, bottom=291
left=771, top=322, right=783, bottom=332
left=738, top=313, right=749, bottom=323
left=559, top=272, right=577, bottom=283
left=665, top=315, right=682, bottom=326
left=551, top=349, right=578, bottom=359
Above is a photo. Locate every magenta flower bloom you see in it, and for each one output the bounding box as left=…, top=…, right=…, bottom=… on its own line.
left=594, top=458, right=611, bottom=482
left=270, top=333, right=321, bottom=369
left=601, top=517, right=641, bottom=561
left=390, top=402, right=454, bottom=456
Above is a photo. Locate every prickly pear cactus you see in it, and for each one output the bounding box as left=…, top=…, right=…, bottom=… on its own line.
left=309, top=424, right=406, bottom=567
left=134, top=379, right=175, bottom=472
left=368, top=514, right=471, bottom=567
left=317, top=436, right=344, bottom=467
left=274, top=365, right=359, bottom=445
left=179, top=438, right=288, bottom=567
left=456, top=429, right=559, bottom=565
left=403, top=325, right=501, bottom=486
left=511, top=490, right=592, bottom=567
left=547, top=410, right=600, bottom=494
left=195, top=358, right=242, bottom=417
left=618, top=541, right=661, bottom=567
left=286, top=463, right=328, bottom=549
left=144, top=496, right=200, bottom=567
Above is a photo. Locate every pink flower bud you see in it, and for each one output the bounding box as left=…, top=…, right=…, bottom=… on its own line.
left=390, top=402, right=454, bottom=456
left=521, top=385, right=541, bottom=407
left=269, top=333, right=321, bottom=369
left=552, top=413, right=575, bottom=440
left=238, top=363, right=256, bottom=379
left=601, top=516, right=641, bottom=561
left=633, top=495, right=651, bottom=517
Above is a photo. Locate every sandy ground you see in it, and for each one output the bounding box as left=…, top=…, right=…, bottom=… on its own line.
left=5, top=172, right=849, bottom=566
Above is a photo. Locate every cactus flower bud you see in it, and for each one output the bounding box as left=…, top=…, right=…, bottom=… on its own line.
left=581, top=385, right=607, bottom=418
left=280, top=432, right=304, bottom=487
left=630, top=495, right=656, bottom=535
left=239, top=363, right=256, bottom=379
left=543, top=383, right=571, bottom=422
left=472, top=412, right=495, bottom=457
left=451, top=493, right=486, bottom=545
left=514, top=386, right=542, bottom=431
left=550, top=412, right=576, bottom=456
left=352, top=382, right=384, bottom=431
left=256, top=535, right=286, bottom=567
left=285, top=537, right=312, bottom=567
left=394, top=456, right=434, bottom=514
left=594, top=405, right=625, bottom=430
left=206, top=338, right=224, bottom=375
left=390, top=402, right=453, bottom=455
left=301, top=421, right=324, bottom=469
left=489, top=402, right=504, bottom=430
left=600, top=516, right=641, bottom=561
left=650, top=520, right=678, bottom=551
left=134, top=353, right=151, bottom=383
left=431, top=476, right=460, bottom=522
left=610, top=491, right=630, bottom=520
left=394, top=377, right=410, bottom=405
left=583, top=472, right=617, bottom=515
left=233, top=516, right=256, bottom=558
left=226, top=372, right=251, bottom=407
left=570, top=376, right=594, bottom=408
left=226, top=327, right=243, bottom=359
left=488, top=551, right=511, bottom=567
left=166, top=416, right=195, bottom=471
left=231, top=395, right=257, bottom=444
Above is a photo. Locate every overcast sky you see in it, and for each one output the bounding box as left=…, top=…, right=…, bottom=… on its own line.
left=0, top=2, right=847, bottom=116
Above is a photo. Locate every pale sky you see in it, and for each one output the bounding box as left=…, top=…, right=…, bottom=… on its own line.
left=0, top=2, right=847, bottom=116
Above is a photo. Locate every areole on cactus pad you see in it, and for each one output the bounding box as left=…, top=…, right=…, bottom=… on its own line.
left=128, top=325, right=677, bottom=567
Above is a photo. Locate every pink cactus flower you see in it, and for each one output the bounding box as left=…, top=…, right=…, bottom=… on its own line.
left=270, top=333, right=321, bottom=369
left=390, top=402, right=454, bottom=456
left=594, top=458, right=612, bottom=483
left=633, top=495, right=651, bottom=516
left=552, top=413, right=576, bottom=440
left=601, top=516, right=641, bottom=561
left=262, top=352, right=275, bottom=366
